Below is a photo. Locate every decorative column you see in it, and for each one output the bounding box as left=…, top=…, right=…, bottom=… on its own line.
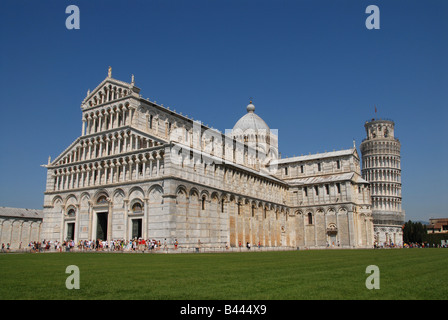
left=103, top=164, right=109, bottom=185
left=109, top=163, right=115, bottom=184
left=143, top=198, right=149, bottom=239
left=74, top=204, right=80, bottom=243
left=107, top=198, right=113, bottom=241
left=128, top=159, right=134, bottom=181
left=60, top=205, right=65, bottom=243
left=134, top=158, right=140, bottom=180
left=123, top=199, right=129, bottom=241
left=156, top=153, right=161, bottom=176
left=88, top=201, right=94, bottom=240
left=92, top=115, right=98, bottom=134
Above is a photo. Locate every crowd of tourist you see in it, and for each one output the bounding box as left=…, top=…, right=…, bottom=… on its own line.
left=73, top=238, right=171, bottom=252
left=1, top=238, right=180, bottom=253
left=403, top=242, right=447, bottom=248
left=2, top=238, right=447, bottom=253
left=372, top=241, right=448, bottom=248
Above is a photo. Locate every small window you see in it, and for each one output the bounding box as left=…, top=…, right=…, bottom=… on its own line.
left=318, top=163, right=321, bottom=171
left=97, top=195, right=108, bottom=204
left=308, top=212, right=313, bottom=225
left=67, top=208, right=76, bottom=217
left=325, top=184, right=330, bottom=195
left=202, top=196, right=206, bottom=210
left=336, top=160, right=340, bottom=169
left=284, top=167, right=288, bottom=175
left=314, top=186, right=319, bottom=196
left=300, top=165, right=304, bottom=173
left=304, top=187, right=308, bottom=197
left=132, top=202, right=143, bottom=213
left=336, top=183, right=341, bottom=194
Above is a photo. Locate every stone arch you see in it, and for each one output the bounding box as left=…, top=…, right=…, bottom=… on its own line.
left=79, top=192, right=90, bottom=210
left=338, top=206, right=348, bottom=214
left=189, top=187, right=199, bottom=197
left=93, top=189, right=109, bottom=203
left=211, top=191, right=220, bottom=201
left=200, top=190, right=210, bottom=200
left=175, top=185, right=188, bottom=196
left=64, top=194, right=78, bottom=207
left=176, top=185, right=188, bottom=205
left=52, top=195, right=63, bottom=207
left=148, top=184, right=163, bottom=203
left=129, top=186, right=145, bottom=200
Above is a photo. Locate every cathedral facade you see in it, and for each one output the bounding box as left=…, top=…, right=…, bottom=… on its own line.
left=41, top=70, right=375, bottom=249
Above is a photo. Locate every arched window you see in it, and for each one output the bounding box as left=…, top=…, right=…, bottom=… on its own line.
left=97, top=195, right=108, bottom=204
left=308, top=212, right=313, bottom=225
left=132, top=202, right=143, bottom=213
left=202, top=196, right=206, bottom=210
left=67, top=208, right=76, bottom=217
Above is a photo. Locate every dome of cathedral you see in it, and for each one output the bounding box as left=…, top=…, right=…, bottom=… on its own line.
left=232, top=102, right=270, bottom=134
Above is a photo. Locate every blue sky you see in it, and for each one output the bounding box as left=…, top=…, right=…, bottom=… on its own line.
left=0, top=0, right=447, bottom=221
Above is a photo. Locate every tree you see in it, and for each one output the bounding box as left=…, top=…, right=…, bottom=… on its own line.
left=403, top=220, right=427, bottom=244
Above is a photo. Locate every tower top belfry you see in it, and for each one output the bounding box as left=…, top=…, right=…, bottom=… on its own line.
left=364, top=118, right=395, bottom=140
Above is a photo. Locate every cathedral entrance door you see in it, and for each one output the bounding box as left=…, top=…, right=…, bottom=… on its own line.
left=132, top=219, right=142, bottom=239
left=96, top=212, right=108, bottom=241
left=329, top=234, right=337, bottom=247
left=66, top=222, right=75, bottom=241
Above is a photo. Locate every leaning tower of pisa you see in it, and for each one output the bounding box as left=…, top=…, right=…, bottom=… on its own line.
left=360, top=119, right=405, bottom=247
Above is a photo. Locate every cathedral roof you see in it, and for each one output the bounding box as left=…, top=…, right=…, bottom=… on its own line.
left=287, top=172, right=369, bottom=186
left=274, top=148, right=358, bottom=164
left=0, top=207, right=44, bottom=219
left=232, top=102, right=271, bottom=134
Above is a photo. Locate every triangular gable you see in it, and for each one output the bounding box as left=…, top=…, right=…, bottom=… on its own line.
left=81, top=75, right=140, bottom=109
left=48, top=127, right=166, bottom=168
left=352, top=147, right=360, bottom=160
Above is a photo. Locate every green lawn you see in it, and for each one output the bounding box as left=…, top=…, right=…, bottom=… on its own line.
left=0, top=249, right=446, bottom=300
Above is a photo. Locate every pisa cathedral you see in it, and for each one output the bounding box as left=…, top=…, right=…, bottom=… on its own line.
left=40, top=69, right=403, bottom=249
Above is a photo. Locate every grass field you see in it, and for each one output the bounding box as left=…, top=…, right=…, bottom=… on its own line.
left=0, top=249, right=446, bottom=300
